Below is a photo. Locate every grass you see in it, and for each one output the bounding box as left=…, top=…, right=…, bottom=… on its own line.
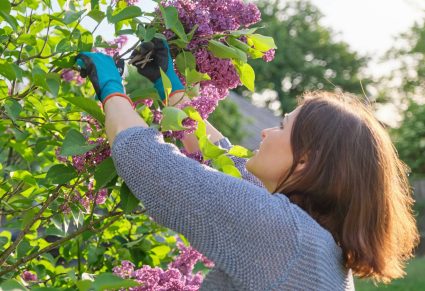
left=355, top=256, right=425, bottom=290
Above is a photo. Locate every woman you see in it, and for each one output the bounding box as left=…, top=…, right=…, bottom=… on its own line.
left=75, top=41, right=419, bottom=290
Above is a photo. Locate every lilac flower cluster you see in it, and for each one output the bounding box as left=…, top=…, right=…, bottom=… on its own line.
left=60, top=69, right=85, bottom=85
left=21, top=270, right=37, bottom=282
left=104, top=35, right=129, bottom=56
left=262, top=49, right=276, bottom=62
left=70, top=137, right=111, bottom=172
left=113, top=242, right=214, bottom=290
left=60, top=182, right=108, bottom=214
left=160, top=0, right=262, bottom=119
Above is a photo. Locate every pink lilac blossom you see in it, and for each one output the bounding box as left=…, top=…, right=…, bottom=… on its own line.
left=81, top=115, right=102, bottom=136
left=262, top=49, right=276, bottom=62
left=113, top=242, right=213, bottom=290
left=158, top=0, right=262, bottom=121
left=60, top=69, right=85, bottom=85
left=104, top=35, right=128, bottom=56
left=21, top=271, right=37, bottom=282
left=71, top=138, right=111, bottom=172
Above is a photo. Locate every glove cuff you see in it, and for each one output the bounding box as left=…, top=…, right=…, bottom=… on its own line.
left=102, top=93, right=135, bottom=109
left=154, top=75, right=185, bottom=101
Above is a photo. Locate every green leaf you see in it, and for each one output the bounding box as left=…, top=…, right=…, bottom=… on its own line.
left=107, top=6, right=142, bottom=24
left=94, top=157, right=117, bottom=189
left=4, top=99, right=22, bottom=122
left=182, top=106, right=203, bottom=122
left=211, top=155, right=242, bottom=178
left=78, top=31, right=93, bottom=52
left=199, top=136, right=226, bottom=160
left=208, top=40, right=247, bottom=62
left=137, top=25, right=156, bottom=42
left=0, top=11, right=18, bottom=31
left=195, top=119, right=207, bottom=138
left=60, top=129, right=97, bottom=156
left=32, top=288, right=62, bottom=291
left=129, top=87, right=159, bottom=100
left=17, top=240, right=31, bottom=258
left=175, top=51, right=197, bottom=74
left=185, top=68, right=210, bottom=84
left=52, top=55, right=75, bottom=69
left=46, top=73, right=61, bottom=97
left=70, top=204, right=84, bottom=227
left=228, top=27, right=259, bottom=37
left=88, top=9, right=105, bottom=23
left=232, top=61, right=255, bottom=92
left=63, top=96, right=105, bottom=125
left=32, top=66, right=48, bottom=90
left=159, top=5, right=188, bottom=42
left=10, top=170, right=37, bottom=186
left=46, top=164, right=77, bottom=184
left=159, top=67, right=172, bottom=101
left=92, top=273, right=138, bottom=291
left=150, top=245, right=171, bottom=259
left=76, top=280, right=93, bottom=291
left=0, top=62, right=17, bottom=81
left=161, top=107, right=188, bottom=131
left=119, top=183, right=140, bottom=213
left=0, top=1, right=11, bottom=14
left=246, top=34, right=277, bottom=52
left=55, top=38, right=73, bottom=53
left=0, top=279, right=28, bottom=291
left=222, top=164, right=242, bottom=178
left=63, top=10, right=86, bottom=25
left=228, top=145, right=254, bottom=158
left=16, top=34, right=37, bottom=46
left=138, top=105, right=154, bottom=125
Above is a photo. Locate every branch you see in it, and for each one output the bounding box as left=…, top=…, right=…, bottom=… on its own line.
left=11, top=0, right=24, bottom=7
left=0, top=185, right=63, bottom=267
left=0, top=211, right=125, bottom=276
left=18, top=19, right=52, bottom=64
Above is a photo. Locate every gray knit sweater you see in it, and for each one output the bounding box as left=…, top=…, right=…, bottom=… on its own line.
left=111, top=127, right=355, bottom=290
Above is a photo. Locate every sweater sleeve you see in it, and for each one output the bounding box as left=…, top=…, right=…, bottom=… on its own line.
left=111, top=126, right=301, bottom=289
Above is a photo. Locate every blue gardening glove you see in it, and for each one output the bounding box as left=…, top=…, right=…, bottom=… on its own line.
left=75, top=52, right=125, bottom=102
left=129, top=38, right=184, bottom=101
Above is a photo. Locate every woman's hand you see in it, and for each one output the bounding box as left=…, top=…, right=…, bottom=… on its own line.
left=75, top=52, right=125, bottom=102
left=129, top=38, right=185, bottom=102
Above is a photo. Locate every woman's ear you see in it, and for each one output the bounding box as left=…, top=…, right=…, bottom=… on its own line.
left=294, top=155, right=308, bottom=173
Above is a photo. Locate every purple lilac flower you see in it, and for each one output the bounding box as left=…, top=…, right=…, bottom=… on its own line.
left=61, top=69, right=85, bottom=85
left=180, top=149, right=204, bottom=164
left=21, top=271, right=37, bottom=282
left=55, top=148, right=68, bottom=163
left=262, top=49, right=276, bottom=62
left=194, top=48, right=240, bottom=90
left=71, top=137, right=111, bottom=172
left=104, top=35, right=129, bottom=56
left=113, top=260, right=135, bottom=279
left=113, top=241, right=213, bottom=290
left=152, top=110, right=163, bottom=124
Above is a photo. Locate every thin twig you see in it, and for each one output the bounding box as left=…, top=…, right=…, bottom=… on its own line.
left=0, top=212, right=124, bottom=276
left=0, top=185, right=63, bottom=267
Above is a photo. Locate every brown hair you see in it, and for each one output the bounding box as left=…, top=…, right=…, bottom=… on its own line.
left=274, top=91, right=419, bottom=284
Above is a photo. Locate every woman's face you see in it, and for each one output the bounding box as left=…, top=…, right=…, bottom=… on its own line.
left=246, top=107, right=301, bottom=192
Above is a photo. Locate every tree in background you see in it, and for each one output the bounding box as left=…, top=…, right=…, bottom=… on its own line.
left=386, top=20, right=425, bottom=178
left=241, top=0, right=371, bottom=113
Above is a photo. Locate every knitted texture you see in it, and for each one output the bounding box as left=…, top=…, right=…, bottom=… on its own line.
left=111, top=127, right=355, bottom=290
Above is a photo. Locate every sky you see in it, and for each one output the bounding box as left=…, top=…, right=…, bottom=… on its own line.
left=89, top=0, right=425, bottom=77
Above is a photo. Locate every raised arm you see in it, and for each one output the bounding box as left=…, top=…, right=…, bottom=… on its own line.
left=75, top=51, right=300, bottom=289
